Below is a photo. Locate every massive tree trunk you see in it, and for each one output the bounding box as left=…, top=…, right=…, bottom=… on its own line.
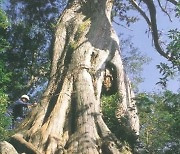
left=1, top=0, right=139, bottom=153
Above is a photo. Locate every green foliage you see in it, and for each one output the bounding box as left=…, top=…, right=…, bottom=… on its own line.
left=156, top=29, right=180, bottom=88
left=101, top=93, right=136, bottom=146
left=0, top=6, right=12, bottom=141
left=0, top=92, right=12, bottom=141
left=0, top=9, right=9, bottom=52
left=1, top=0, right=67, bottom=98
left=175, top=2, right=180, bottom=17
left=0, top=4, right=11, bottom=92
left=101, top=94, right=120, bottom=132
left=102, top=91, right=179, bottom=153
left=157, top=4, right=180, bottom=88
left=136, top=91, right=180, bottom=153
left=112, top=0, right=139, bottom=26
left=0, top=60, right=12, bottom=91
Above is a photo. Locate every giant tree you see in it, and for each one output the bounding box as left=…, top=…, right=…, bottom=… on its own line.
left=1, top=0, right=139, bottom=153
left=0, top=0, right=179, bottom=153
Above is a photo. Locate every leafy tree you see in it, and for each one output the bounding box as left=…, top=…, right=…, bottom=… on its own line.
left=0, top=3, right=12, bottom=141
left=0, top=4, right=9, bottom=51
left=0, top=92, right=12, bottom=141
left=120, top=35, right=151, bottom=91
left=2, top=0, right=67, bottom=99
left=101, top=91, right=180, bottom=153
left=136, top=91, right=180, bottom=153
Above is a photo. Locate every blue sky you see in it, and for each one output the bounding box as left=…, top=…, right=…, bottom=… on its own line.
left=128, top=19, right=179, bottom=93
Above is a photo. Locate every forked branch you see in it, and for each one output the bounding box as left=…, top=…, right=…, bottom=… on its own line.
left=157, top=0, right=172, bottom=22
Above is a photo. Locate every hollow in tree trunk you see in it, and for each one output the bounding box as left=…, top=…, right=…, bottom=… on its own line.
left=1, top=0, right=140, bottom=153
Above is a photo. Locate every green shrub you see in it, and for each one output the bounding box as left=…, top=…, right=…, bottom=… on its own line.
left=0, top=91, right=12, bottom=141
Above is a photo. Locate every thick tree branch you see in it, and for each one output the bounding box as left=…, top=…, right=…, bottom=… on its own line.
left=130, top=0, right=170, bottom=59
left=136, top=0, right=172, bottom=60
left=143, top=0, right=170, bottom=58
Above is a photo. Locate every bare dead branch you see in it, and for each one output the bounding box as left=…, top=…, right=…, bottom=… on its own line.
left=157, top=0, right=172, bottom=22
left=112, top=19, right=133, bottom=31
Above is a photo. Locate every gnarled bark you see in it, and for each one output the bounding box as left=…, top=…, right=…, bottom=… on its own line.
left=2, top=0, right=139, bottom=153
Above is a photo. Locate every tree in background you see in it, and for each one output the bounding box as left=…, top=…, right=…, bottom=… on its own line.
left=0, top=2, right=12, bottom=141
left=3, top=0, right=67, bottom=99
left=120, top=35, right=151, bottom=92
left=136, top=91, right=180, bottom=153
left=101, top=90, right=180, bottom=153
left=101, top=90, right=180, bottom=154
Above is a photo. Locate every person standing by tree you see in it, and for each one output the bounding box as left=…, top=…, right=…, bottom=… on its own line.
left=11, top=95, right=32, bottom=128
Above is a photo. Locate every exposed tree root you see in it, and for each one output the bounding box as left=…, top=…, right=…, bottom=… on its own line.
left=9, top=134, right=40, bottom=154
